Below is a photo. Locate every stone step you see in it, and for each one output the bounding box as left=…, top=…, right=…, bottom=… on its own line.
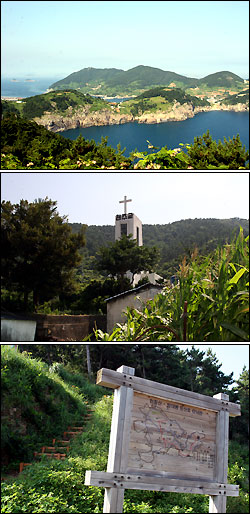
left=42, top=446, right=70, bottom=453
left=19, top=462, right=32, bottom=473
left=63, top=431, right=82, bottom=438
left=67, top=426, right=84, bottom=431
left=34, top=452, right=66, bottom=459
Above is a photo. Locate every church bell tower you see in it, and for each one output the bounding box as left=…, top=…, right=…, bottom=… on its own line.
left=115, top=195, right=143, bottom=246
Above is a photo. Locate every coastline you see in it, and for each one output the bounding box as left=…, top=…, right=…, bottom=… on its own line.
left=32, top=102, right=249, bottom=133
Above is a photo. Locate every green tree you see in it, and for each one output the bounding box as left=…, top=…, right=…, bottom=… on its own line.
left=1, top=198, right=86, bottom=310
left=230, top=366, right=249, bottom=442
left=184, top=346, right=233, bottom=394
left=95, top=234, right=160, bottom=290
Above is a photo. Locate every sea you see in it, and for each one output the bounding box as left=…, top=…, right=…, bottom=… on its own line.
left=2, top=77, right=249, bottom=156
left=1, top=77, right=57, bottom=98
left=62, top=111, right=249, bottom=156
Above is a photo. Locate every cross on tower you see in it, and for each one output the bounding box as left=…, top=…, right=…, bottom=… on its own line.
left=119, top=195, right=132, bottom=215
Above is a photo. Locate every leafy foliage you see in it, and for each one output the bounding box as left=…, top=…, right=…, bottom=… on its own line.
left=95, top=229, right=249, bottom=341
left=186, top=130, right=249, bottom=169
left=95, top=234, right=160, bottom=289
left=1, top=198, right=86, bottom=309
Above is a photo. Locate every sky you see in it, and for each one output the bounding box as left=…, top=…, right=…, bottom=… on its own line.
left=1, top=1, right=249, bottom=79
left=1, top=172, right=249, bottom=225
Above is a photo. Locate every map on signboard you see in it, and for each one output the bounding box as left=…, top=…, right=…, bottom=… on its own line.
left=127, top=392, right=216, bottom=479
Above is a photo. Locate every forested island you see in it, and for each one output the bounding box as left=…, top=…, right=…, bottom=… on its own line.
left=1, top=66, right=249, bottom=169
left=2, top=84, right=248, bottom=133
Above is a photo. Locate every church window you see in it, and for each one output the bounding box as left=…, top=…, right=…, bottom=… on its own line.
left=121, top=223, right=127, bottom=236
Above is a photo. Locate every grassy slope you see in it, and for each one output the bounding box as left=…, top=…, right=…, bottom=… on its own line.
left=1, top=90, right=111, bottom=120
left=1, top=346, right=106, bottom=467
left=119, top=87, right=209, bottom=116
left=1, top=346, right=249, bottom=513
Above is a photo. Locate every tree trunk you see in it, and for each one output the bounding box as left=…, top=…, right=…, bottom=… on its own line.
left=86, top=345, right=94, bottom=381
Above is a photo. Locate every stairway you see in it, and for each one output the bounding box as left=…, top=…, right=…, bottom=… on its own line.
left=19, top=408, right=93, bottom=473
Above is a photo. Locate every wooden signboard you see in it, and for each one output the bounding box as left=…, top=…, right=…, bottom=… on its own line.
left=85, top=365, right=241, bottom=513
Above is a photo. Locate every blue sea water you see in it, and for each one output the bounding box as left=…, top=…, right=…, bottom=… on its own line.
left=1, top=78, right=249, bottom=156
left=1, top=77, right=59, bottom=97
left=62, top=111, right=249, bottom=156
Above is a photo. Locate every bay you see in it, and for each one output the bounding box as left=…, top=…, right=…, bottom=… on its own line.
left=62, top=111, right=249, bottom=156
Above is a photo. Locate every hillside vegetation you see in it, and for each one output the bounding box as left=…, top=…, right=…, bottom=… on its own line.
left=1, top=90, right=110, bottom=120
left=222, top=90, right=249, bottom=106
left=119, top=86, right=209, bottom=117
left=1, top=345, right=105, bottom=467
left=71, top=217, right=249, bottom=279
left=1, top=345, right=249, bottom=513
left=50, top=65, right=245, bottom=96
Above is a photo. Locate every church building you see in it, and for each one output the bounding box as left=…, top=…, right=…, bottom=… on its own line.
left=115, top=195, right=162, bottom=286
left=115, top=195, right=143, bottom=246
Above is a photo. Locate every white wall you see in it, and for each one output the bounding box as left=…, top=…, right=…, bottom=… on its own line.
left=1, top=319, right=37, bottom=342
left=107, top=286, right=162, bottom=333
left=115, top=213, right=143, bottom=246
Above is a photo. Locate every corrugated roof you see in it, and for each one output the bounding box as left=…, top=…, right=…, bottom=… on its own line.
left=1, top=308, right=35, bottom=321
left=105, top=282, right=163, bottom=302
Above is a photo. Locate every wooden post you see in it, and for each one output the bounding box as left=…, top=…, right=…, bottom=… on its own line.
left=209, top=393, right=229, bottom=514
left=85, top=369, right=240, bottom=513
left=103, top=365, right=135, bottom=514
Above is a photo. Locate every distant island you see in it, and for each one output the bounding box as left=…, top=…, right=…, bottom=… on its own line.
left=1, top=66, right=248, bottom=132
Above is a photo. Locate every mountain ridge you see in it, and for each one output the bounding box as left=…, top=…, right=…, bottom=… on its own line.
left=70, top=217, right=249, bottom=277
left=50, top=65, right=245, bottom=94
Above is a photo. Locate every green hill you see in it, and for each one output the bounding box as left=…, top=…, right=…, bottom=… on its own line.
left=1, top=89, right=110, bottom=120
left=105, top=64, right=198, bottom=88
left=71, top=218, right=249, bottom=278
left=49, top=65, right=245, bottom=96
left=51, top=65, right=199, bottom=93
left=119, top=86, right=209, bottom=116
left=199, top=71, right=244, bottom=88
left=50, top=67, right=123, bottom=89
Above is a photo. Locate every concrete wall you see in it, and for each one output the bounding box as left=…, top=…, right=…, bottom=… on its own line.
left=1, top=319, right=37, bottom=342
left=32, top=314, right=106, bottom=341
left=107, top=285, right=162, bottom=333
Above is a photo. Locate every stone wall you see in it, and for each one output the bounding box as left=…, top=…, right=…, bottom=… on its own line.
left=32, top=314, right=106, bottom=341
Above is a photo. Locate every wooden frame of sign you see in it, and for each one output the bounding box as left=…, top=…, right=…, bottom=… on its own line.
left=85, top=365, right=241, bottom=513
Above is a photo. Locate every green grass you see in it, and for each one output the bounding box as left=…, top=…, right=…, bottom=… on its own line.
left=1, top=393, right=249, bottom=512
left=1, top=346, right=106, bottom=467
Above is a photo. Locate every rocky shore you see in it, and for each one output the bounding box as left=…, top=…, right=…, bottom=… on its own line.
left=33, top=102, right=249, bottom=132
left=34, top=106, right=133, bottom=132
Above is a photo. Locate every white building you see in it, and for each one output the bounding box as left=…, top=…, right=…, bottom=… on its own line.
left=114, top=196, right=162, bottom=286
